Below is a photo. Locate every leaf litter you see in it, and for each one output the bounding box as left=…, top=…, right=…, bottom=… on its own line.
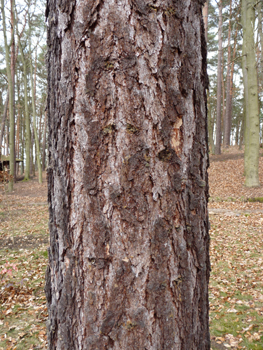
left=209, top=147, right=263, bottom=349
left=0, top=148, right=263, bottom=349
left=0, top=175, right=48, bottom=350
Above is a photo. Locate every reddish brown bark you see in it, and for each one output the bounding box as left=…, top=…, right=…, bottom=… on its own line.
left=203, top=1, right=209, bottom=42
left=46, top=0, right=210, bottom=349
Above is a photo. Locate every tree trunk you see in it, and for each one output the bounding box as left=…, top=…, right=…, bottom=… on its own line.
left=207, top=91, right=215, bottom=154
left=221, top=52, right=225, bottom=143
left=10, top=0, right=16, bottom=186
left=0, top=91, right=9, bottom=154
left=42, top=110, right=47, bottom=171
left=228, top=7, right=240, bottom=145
left=239, top=111, right=245, bottom=149
left=1, top=0, right=16, bottom=189
left=15, top=0, right=30, bottom=178
left=16, top=104, right=20, bottom=159
left=257, top=1, right=263, bottom=93
left=39, top=107, right=43, bottom=148
left=28, top=13, right=42, bottom=184
left=224, top=0, right=232, bottom=147
left=30, top=127, right=35, bottom=177
left=242, top=0, right=260, bottom=187
left=6, top=112, right=9, bottom=155
left=45, top=1, right=210, bottom=349
left=215, top=0, right=223, bottom=154
left=17, top=32, right=31, bottom=180
left=203, top=1, right=209, bottom=42
left=21, top=111, right=24, bottom=175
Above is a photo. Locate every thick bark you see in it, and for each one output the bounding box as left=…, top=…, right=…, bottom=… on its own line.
left=46, top=1, right=210, bottom=349
left=242, top=0, right=260, bottom=187
left=215, top=0, right=223, bottom=154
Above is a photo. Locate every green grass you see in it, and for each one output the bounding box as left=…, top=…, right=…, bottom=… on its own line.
left=247, top=197, right=263, bottom=203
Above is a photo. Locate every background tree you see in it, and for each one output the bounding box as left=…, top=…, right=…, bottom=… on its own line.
left=28, top=4, right=42, bottom=184
left=15, top=4, right=31, bottom=180
left=224, top=0, right=232, bottom=147
left=207, top=1, right=247, bottom=145
left=215, top=0, right=223, bottom=154
left=1, top=0, right=16, bottom=190
left=0, top=0, right=47, bottom=183
left=242, top=0, right=260, bottom=187
left=45, top=0, right=210, bottom=349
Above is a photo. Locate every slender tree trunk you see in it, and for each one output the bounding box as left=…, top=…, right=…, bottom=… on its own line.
left=228, top=7, right=240, bottom=145
left=18, top=41, right=31, bottom=180
left=10, top=0, right=16, bottom=186
left=224, top=0, right=232, bottom=147
left=0, top=92, right=3, bottom=117
left=235, top=114, right=240, bottom=146
left=16, top=105, right=20, bottom=158
left=15, top=104, right=20, bottom=175
left=30, top=128, right=35, bottom=177
left=207, top=91, right=215, bottom=154
left=221, top=52, right=225, bottom=143
left=257, top=1, right=263, bottom=92
left=242, top=0, right=260, bottom=187
left=21, top=111, right=24, bottom=175
left=256, top=2, right=263, bottom=146
left=1, top=0, right=16, bottom=189
left=38, top=107, right=43, bottom=148
left=42, top=110, right=47, bottom=171
left=6, top=113, right=9, bottom=155
left=46, top=1, right=210, bottom=349
left=0, top=91, right=9, bottom=154
left=28, top=18, right=42, bottom=183
left=239, top=111, right=245, bottom=150
left=203, top=1, right=209, bottom=42
left=15, top=3, right=31, bottom=180
left=215, top=0, right=223, bottom=154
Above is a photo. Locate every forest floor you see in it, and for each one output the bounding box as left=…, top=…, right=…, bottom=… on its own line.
left=0, top=146, right=263, bottom=349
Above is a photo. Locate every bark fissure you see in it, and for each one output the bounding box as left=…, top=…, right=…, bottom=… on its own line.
left=46, top=0, right=210, bottom=349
